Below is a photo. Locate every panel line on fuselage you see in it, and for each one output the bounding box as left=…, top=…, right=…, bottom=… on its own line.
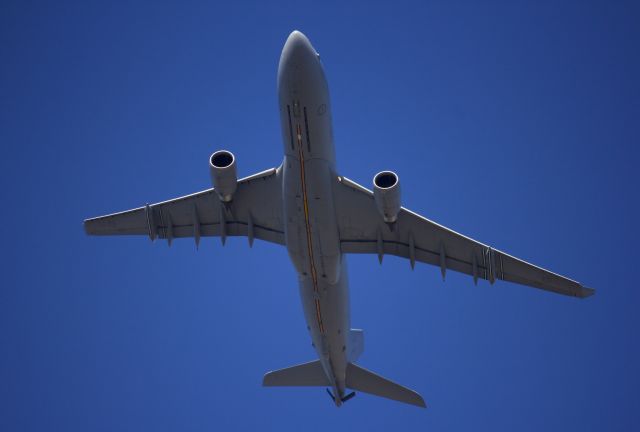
left=303, top=106, right=311, bottom=153
left=295, top=117, right=325, bottom=335
left=287, top=105, right=294, bottom=150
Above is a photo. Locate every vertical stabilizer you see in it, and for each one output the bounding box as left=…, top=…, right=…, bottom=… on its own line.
left=348, top=329, right=364, bottom=362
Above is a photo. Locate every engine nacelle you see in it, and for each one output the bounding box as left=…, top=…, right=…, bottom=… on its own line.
left=373, top=171, right=401, bottom=223
left=209, top=150, right=237, bottom=202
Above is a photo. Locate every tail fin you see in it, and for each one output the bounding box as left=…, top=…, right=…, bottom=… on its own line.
left=263, top=360, right=329, bottom=387
left=346, top=363, right=426, bottom=408
left=348, top=329, right=364, bottom=362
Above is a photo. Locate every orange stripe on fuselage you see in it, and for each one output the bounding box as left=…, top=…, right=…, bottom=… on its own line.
left=296, top=122, right=325, bottom=335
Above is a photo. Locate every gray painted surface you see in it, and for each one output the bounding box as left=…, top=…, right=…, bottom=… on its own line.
left=84, top=30, right=593, bottom=408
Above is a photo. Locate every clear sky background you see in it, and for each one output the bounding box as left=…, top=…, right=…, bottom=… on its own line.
left=2, top=1, right=639, bottom=431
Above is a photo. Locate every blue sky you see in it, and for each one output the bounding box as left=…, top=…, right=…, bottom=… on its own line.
left=1, top=1, right=639, bottom=430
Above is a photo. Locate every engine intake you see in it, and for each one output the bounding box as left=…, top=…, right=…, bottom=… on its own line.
left=373, top=171, right=401, bottom=223
left=209, top=150, right=237, bottom=202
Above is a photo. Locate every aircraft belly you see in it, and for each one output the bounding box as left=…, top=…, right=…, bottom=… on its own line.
left=283, top=157, right=341, bottom=283
left=282, top=153, right=350, bottom=392
left=278, top=32, right=352, bottom=395
left=297, top=261, right=350, bottom=389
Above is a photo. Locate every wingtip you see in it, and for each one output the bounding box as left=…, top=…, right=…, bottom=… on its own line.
left=83, top=217, right=100, bottom=236
left=579, top=286, right=595, bottom=298
left=261, top=371, right=277, bottom=387
left=416, top=396, right=427, bottom=408
left=83, top=219, right=91, bottom=235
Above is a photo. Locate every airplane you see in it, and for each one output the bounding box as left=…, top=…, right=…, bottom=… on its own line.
left=84, top=30, right=594, bottom=408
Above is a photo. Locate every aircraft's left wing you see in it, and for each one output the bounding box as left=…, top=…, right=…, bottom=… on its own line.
left=334, top=176, right=593, bottom=298
left=85, top=167, right=285, bottom=246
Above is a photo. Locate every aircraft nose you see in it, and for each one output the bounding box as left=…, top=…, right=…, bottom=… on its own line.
left=287, top=30, right=306, bottom=43
left=280, top=30, right=318, bottom=66
left=278, top=30, right=326, bottom=96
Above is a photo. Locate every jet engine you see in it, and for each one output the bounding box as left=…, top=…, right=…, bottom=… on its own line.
left=373, top=171, right=401, bottom=223
left=209, top=150, right=237, bottom=202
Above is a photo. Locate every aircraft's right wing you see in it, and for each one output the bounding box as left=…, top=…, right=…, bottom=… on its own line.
left=334, top=176, right=594, bottom=298
left=85, top=167, right=285, bottom=247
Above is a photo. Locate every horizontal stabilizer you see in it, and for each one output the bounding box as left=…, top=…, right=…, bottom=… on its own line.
left=346, top=363, right=426, bottom=408
left=263, top=360, right=330, bottom=387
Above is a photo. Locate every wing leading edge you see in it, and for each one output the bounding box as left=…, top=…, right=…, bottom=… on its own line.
left=333, top=176, right=594, bottom=298
left=84, top=167, right=285, bottom=246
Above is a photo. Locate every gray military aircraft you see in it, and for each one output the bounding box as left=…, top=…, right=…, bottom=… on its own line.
left=84, top=30, right=594, bottom=408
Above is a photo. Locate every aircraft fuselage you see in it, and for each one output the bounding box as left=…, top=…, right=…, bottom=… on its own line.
left=277, top=31, right=350, bottom=403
